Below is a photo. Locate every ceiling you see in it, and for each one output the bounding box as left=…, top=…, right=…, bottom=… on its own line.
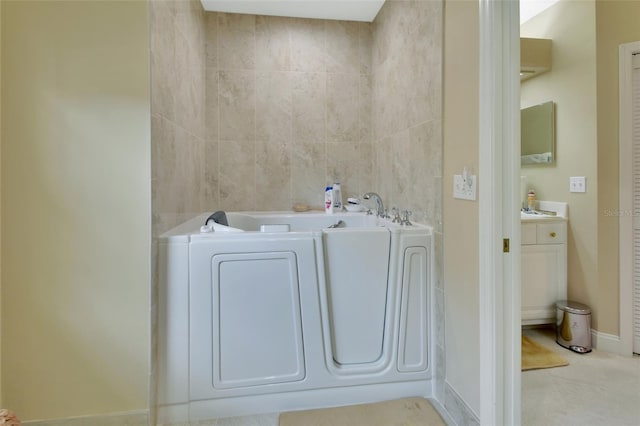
left=200, top=0, right=386, bottom=22
left=520, top=0, right=560, bottom=25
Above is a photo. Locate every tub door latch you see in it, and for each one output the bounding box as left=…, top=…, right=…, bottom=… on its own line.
left=503, top=238, right=510, bottom=253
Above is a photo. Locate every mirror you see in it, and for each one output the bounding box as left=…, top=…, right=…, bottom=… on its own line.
left=521, top=101, right=555, bottom=166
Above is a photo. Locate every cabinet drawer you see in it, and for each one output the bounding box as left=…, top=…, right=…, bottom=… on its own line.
left=521, top=224, right=537, bottom=245
left=536, top=223, right=566, bottom=244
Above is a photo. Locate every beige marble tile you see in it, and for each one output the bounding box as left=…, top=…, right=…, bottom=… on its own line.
left=411, top=120, right=442, bottom=178
left=371, top=0, right=409, bottom=70
left=406, top=120, right=442, bottom=226
left=173, top=127, right=203, bottom=215
left=218, top=13, right=255, bottom=70
left=205, top=12, right=218, bottom=68
left=151, top=114, right=173, bottom=182
left=256, top=72, right=292, bottom=142
left=255, top=140, right=292, bottom=210
left=219, top=139, right=255, bottom=211
left=290, top=18, right=325, bottom=73
left=435, top=339, right=446, bottom=403
left=292, top=72, right=326, bottom=143
left=373, top=60, right=410, bottom=140
left=175, top=60, right=205, bottom=139
left=432, top=176, right=442, bottom=232
left=150, top=47, right=176, bottom=121
left=205, top=68, right=219, bottom=140
left=153, top=123, right=188, bottom=219
left=356, top=142, right=375, bottom=197
left=256, top=15, right=291, bottom=72
left=390, top=128, right=412, bottom=209
left=325, top=20, right=359, bottom=75
left=434, top=287, right=445, bottom=349
left=327, top=73, right=359, bottom=143
left=359, top=23, right=373, bottom=75
left=373, top=137, right=393, bottom=205
left=326, top=142, right=372, bottom=200
left=202, top=139, right=219, bottom=210
left=433, top=231, right=444, bottom=290
left=292, top=142, right=326, bottom=207
left=175, top=0, right=205, bottom=70
left=219, top=70, right=255, bottom=142
left=359, top=74, right=372, bottom=143
left=149, top=0, right=176, bottom=58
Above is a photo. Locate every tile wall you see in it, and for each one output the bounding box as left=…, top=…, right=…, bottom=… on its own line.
left=150, top=0, right=207, bottom=237
left=372, top=0, right=443, bottom=228
left=204, top=14, right=373, bottom=212
left=151, top=1, right=442, bottom=237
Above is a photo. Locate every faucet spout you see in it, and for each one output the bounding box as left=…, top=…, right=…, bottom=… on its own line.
left=363, top=192, right=385, bottom=217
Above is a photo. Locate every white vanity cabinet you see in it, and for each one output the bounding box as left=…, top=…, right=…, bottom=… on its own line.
left=521, top=216, right=567, bottom=325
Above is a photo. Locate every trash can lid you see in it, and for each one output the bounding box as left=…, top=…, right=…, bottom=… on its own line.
left=556, top=300, right=591, bottom=314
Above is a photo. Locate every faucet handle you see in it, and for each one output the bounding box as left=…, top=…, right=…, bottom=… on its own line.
left=392, top=207, right=401, bottom=223
left=401, top=210, right=413, bottom=226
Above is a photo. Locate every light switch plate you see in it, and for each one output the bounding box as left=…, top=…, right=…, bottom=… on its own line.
left=569, top=176, right=586, bottom=193
left=453, top=174, right=477, bottom=200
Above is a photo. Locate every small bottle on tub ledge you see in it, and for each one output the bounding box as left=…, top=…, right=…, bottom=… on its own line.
left=325, top=185, right=333, bottom=214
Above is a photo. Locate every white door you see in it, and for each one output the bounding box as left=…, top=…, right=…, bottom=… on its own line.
left=619, top=41, right=640, bottom=356
left=632, top=52, right=640, bottom=354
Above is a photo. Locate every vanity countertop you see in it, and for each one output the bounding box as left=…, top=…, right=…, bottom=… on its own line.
left=520, top=200, right=568, bottom=223
left=521, top=211, right=568, bottom=223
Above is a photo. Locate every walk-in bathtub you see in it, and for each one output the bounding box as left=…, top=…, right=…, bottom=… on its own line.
left=157, top=211, right=434, bottom=423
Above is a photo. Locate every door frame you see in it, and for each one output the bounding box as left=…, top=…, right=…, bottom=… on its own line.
left=619, top=40, right=640, bottom=356
left=478, top=0, right=521, bottom=424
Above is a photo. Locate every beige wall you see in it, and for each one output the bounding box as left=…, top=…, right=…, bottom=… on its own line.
left=520, top=0, right=600, bottom=327
left=443, top=0, right=480, bottom=418
left=1, top=1, right=150, bottom=420
left=596, top=0, right=640, bottom=336
left=522, top=0, right=640, bottom=335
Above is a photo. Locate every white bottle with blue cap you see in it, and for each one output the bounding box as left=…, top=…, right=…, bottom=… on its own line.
left=332, top=182, right=342, bottom=212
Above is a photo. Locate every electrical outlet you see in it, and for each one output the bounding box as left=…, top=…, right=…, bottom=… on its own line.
left=569, top=176, right=586, bottom=193
left=453, top=174, right=477, bottom=200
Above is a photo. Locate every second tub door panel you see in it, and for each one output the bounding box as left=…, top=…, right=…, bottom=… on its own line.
left=212, top=252, right=304, bottom=389
left=189, top=237, right=317, bottom=400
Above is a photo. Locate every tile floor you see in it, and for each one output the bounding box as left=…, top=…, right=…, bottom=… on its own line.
left=522, top=326, right=640, bottom=426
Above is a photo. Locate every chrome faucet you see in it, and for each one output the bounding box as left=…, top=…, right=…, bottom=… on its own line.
left=363, top=192, right=385, bottom=217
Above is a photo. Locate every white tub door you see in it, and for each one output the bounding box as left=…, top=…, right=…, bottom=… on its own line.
left=322, top=228, right=391, bottom=370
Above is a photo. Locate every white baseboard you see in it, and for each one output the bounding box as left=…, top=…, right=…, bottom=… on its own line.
left=591, top=329, right=622, bottom=355
left=22, top=410, right=148, bottom=426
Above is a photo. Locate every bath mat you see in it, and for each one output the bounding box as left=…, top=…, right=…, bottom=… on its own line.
left=522, top=335, right=569, bottom=371
left=279, top=397, right=445, bottom=426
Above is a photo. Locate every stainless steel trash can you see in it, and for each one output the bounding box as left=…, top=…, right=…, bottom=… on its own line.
left=556, top=300, right=592, bottom=353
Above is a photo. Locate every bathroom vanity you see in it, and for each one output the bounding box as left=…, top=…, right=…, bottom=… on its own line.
left=521, top=201, right=568, bottom=325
